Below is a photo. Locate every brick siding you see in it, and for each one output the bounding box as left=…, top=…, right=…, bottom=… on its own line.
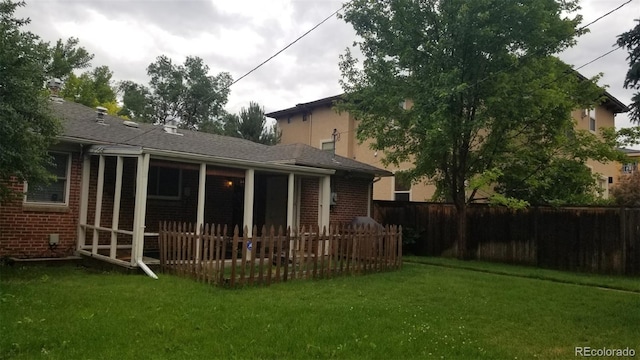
left=0, top=153, right=81, bottom=258
left=298, top=175, right=373, bottom=229
left=330, top=176, right=372, bottom=224
left=1, top=152, right=375, bottom=259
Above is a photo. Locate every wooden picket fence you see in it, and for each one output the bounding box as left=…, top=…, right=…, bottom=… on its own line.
left=157, top=222, right=402, bottom=287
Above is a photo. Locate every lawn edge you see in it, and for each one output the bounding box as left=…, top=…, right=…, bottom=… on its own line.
left=405, top=258, right=640, bottom=294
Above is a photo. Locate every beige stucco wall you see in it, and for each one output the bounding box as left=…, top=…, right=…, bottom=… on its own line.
left=278, top=106, right=354, bottom=158
left=572, top=106, right=620, bottom=198
left=276, top=102, right=624, bottom=201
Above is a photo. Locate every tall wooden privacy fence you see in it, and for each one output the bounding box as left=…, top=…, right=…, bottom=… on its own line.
left=374, top=201, right=640, bottom=276
left=157, top=222, right=402, bottom=287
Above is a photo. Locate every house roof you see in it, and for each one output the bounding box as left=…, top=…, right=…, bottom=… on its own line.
left=266, top=78, right=630, bottom=119
left=619, top=148, right=640, bottom=156
left=265, top=94, right=343, bottom=119
left=267, top=143, right=392, bottom=176
left=51, top=100, right=391, bottom=176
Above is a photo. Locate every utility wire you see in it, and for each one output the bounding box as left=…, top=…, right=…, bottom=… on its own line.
left=579, top=0, right=633, bottom=31
left=574, top=46, right=621, bottom=71
left=116, top=2, right=349, bottom=144
left=228, top=2, right=349, bottom=88
left=116, top=0, right=629, bottom=145
left=467, top=0, right=633, bottom=91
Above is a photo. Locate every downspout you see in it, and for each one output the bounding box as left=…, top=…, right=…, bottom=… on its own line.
left=368, top=176, right=382, bottom=217
left=137, top=259, right=158, bottom=279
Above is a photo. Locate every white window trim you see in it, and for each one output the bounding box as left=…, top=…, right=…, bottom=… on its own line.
left=319, top=138, right=335, bottom=152
left=23, top=152, right=72, bottom=206
left=588, top=108, right=596, bottom=133
left=147, top=166, right=183, bottom=200
left=392, top=172, right=411, bottom=201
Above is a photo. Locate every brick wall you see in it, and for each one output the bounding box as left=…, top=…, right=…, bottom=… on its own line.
left=298, top=175, right=373, bottom=229
left=330, top=176, right=372, bottom=224
left=0, top=153, right=81, bottom=258
left=299, top=177, right=319, bottom=227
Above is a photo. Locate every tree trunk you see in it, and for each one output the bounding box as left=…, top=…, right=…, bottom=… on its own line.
left=456, top=202, right=470, bottom=260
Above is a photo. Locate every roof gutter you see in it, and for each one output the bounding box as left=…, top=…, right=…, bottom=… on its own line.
left=142, top=147, right=336, bottom=176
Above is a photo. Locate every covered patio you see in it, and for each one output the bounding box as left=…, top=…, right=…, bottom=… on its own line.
left=75, top=144, right=336, bottom=277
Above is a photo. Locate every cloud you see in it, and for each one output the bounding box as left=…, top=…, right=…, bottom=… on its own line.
left=15, top=0, right=639, bottom=134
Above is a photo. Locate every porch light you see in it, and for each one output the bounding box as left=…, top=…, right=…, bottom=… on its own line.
left=225, top=180, right=233, bottom=187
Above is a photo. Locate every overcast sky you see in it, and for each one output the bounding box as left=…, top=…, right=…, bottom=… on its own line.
left=17, top=0, right=639, bottom=134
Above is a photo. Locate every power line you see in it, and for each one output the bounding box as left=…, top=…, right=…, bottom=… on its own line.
left=579, top=0, right=633, bottom=31
left=467, top=0, right=632, bottom=91
left=228, top=2, right=349, bottom=88
left=574, top=46, right=621, bottom=71
left=118, top=2, right=350, bottom=145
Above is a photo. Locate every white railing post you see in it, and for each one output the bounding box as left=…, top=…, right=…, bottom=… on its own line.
left=132, top=153, right=150, bottom=266
left=92, top=155, right=105, bottom=255
left=110, top=156, right=123, bottom=259
left=77, top=154, right=91, bottom=251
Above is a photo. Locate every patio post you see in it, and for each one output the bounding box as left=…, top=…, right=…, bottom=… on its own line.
left=77, top=154, right=91, bottom=251
left=110, top=156, right=123, bottom=259
left=287, top=173, right=295, bottom=229
left=319, top=175, right=331, bottom=229
left=131, top=153, right=150, bottom=266
left=319, top=175, right=331, bottom=255
left=287, top=173, right=295, bottom=257
left=244, top=169, right=255, bottom=260
left=195, top=163, right=207, bottom=261
left=92, top=155, right=105, bottom=255
left=367, top=181, right=372, bottom=218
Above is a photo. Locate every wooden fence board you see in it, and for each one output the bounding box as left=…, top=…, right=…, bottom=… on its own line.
left=157, top=221, right=403, bottom=287
left=374, top=201, right=639, bottom=275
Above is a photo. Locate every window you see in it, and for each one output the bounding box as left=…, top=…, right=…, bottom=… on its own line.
left=588, top=108, right=596, bottom=132
left=393, top=174, right=411, bottom=201
left=147, top=166, right=181, bottom=199
left=25, top=152, right=70, bottom=204
left=321, top=141, right=335, bottom=152
left=622, top=162, right=637, bottom=174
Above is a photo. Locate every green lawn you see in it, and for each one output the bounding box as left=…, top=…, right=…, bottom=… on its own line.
left=404, top=256, right=640, bottom=293
left=1, top=263, right=638, bottom=359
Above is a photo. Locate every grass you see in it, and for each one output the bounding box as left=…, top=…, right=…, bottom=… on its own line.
left=404, top=256, right=640, bottom=293
left=1, top=263, right=638, bottom=359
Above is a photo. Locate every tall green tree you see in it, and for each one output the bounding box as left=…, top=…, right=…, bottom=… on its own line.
left=61, top=65, right=119, bottom=114
left=45, top=37, right=94, bottom=80
left=223, top=102, right=281, bottom=145
left=0, top=0, right=61, bottom=202
left=122, top=55, right=233, bottom=129
left=617, top=19, right=640, bottom=123
left=117, top=80, right=153, bottom=121
left=338, top=0, right=621, bottom=259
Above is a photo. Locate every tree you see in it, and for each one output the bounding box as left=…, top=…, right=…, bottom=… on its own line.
left=117, top=80, right=153, bottom=121
left=45, top=37, right=94, bottom=80
left=223, top=102, right=281, bottom=145
left=338, top=0, right=620, bottom=259
left=125, top=55, right=233, bottom=129
left=0, top=0, right=61, bottom=202
left=611, top=170, right=640, bottom=206
left=617, top=19, right=640, bottom=123
left=61, top=65, right=119, bottom=114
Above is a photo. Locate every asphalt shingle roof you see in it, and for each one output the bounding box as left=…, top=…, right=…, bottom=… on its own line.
left=52, top=100, right=391, bottom=176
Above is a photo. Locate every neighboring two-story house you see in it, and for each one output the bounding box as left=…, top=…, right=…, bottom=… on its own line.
left=267, top=91, right=629, bottom=202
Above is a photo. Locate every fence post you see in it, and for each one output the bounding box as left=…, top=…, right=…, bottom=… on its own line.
left=240, top=226, right=248, bottom=285
left=398, top=225, right=403, bottom=268
left=275, top=226, right=283, bottom=282
left=267, top=226, right=275, bottom=285
left=283, top=226, right=290, bottom=282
